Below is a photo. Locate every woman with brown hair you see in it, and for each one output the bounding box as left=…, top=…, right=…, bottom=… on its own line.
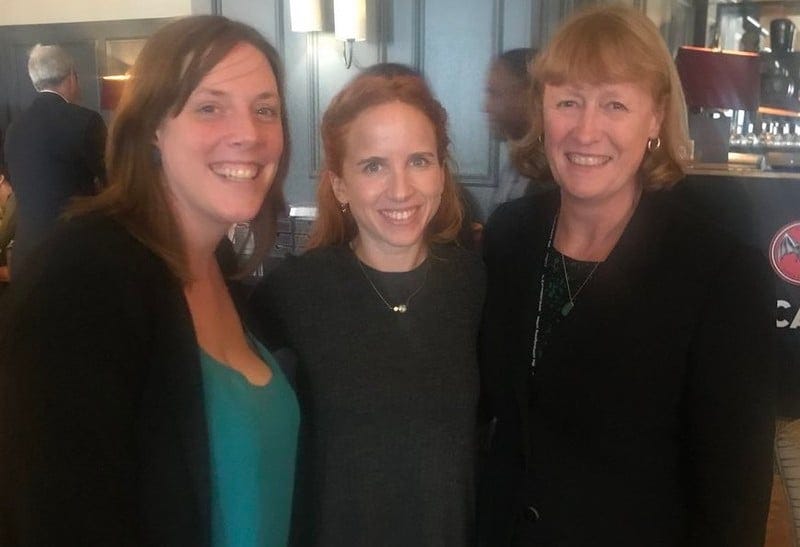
left=0, top=16, right=297, bottom=546
left=480, top=5, right=774, bottom=546
left=251, top=71, right=485, bottom=546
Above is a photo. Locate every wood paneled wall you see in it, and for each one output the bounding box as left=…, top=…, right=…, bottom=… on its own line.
left=218, top=0, right=698, bottom=218
left=0, top=0, right=700, bottom=218
left=217, top=0, right=540, bottom=219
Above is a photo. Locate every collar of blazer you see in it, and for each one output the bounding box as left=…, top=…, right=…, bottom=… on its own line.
left=39, top=89, right=70, bottom=103
left=512, top=189, right=670, bottom=431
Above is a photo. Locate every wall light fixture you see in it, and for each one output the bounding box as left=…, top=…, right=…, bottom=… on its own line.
left=289, top=0, right=323, bottom=33
left=333, top=0, right=366, bottom=68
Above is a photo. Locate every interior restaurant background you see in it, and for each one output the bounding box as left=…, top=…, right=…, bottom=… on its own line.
left=2, top=0, right=800, bottom=414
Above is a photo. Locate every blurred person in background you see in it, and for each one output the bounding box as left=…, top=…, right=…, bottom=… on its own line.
left=4, top=43, right=107, bottom=278
left=484, top=48, right=550, bottom=215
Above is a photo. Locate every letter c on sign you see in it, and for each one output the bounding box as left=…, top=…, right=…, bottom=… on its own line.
left=777, top=300, right=791, bottom=328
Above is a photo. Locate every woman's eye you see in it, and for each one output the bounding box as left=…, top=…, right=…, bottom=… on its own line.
left=556, top=99, right=577, bottom=108
left=608, top=101, right=628, bottom=111
left=409, top=155, right=431, bottom=168
left=197, top=104, right=219, bottom=115
left=363, top=161, right=382, bottom=174
left=256, top=105, right=279, bottom=119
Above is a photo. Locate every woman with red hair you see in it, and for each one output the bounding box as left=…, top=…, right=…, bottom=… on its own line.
left=252, top=69, right=485, bottom=547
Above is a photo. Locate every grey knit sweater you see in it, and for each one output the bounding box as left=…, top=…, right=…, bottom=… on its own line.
left=251, top=243, right=486, bottom=547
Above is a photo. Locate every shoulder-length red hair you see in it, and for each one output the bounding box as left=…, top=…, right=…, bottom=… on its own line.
left=308, top=73, right=462, bottom=249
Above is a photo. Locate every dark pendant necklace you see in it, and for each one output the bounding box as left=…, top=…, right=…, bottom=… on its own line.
left=531, top=211, right=603, bottom=375
left=560, top=254, right=600, bottom=316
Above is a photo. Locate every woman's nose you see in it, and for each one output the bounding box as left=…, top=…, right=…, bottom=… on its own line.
left=573, top=106, right=600, bottom=143
left=229, top=112, right=259, bottom=146
left=387, top=169, right=413, bottom=201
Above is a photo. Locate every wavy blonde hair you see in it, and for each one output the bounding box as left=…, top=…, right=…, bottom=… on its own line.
left=514, top=4, right=690, bottom=190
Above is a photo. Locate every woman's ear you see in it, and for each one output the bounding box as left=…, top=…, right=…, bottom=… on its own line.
left=329, top=171, right=348, bottom=205
left=650, top=100, right=666, bottom=138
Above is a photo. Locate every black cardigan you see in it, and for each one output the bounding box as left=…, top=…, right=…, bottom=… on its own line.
left=479, top=188, right=775, bottom=547
left=0, top=215, right=242, bottom=546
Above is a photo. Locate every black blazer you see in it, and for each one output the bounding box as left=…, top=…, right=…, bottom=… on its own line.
left=0, top=215, right=262, bottom=546
left=4, top=92, right=106, bottom=275
left=479, top=189, right=775, bottom=547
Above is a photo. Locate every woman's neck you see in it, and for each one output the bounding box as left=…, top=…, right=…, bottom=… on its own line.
left=186, top=250, right=222, bottom=284
left=173, top=211, right=228, bottom=283
left=350, top=237, right=428, bottom=273
left=554, top=187, right=641, bottom=261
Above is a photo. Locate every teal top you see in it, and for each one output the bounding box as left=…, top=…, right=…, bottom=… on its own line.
left=200, top=338, right=299, bottom=547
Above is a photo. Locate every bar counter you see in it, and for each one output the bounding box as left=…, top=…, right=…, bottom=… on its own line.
left=678, top=167, right=800, bottom=416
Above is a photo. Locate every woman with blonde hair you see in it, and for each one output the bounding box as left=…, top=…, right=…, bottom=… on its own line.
left=480, top=5, right=774, bottom=546
left=0, top=15, right=297, bottom=546
left=252, top=70, right=485, bottom=547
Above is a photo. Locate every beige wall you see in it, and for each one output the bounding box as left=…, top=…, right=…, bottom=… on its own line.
left=0, top=0, right=205, bottom=26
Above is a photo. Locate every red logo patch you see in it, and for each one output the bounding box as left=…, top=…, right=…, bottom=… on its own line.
left=770, top=221, right=800, bottom=286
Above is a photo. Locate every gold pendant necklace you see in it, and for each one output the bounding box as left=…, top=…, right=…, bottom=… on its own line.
left=355, top=256, right=430, bottom=314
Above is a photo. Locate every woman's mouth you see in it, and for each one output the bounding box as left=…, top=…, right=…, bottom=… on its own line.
left=380, top=206, right=419, bottom=223
left=210, top=162, right=261, bottom=180
left=566, top=153, right=611, bottom=167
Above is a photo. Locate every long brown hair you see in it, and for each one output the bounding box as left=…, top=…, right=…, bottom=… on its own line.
left=514, top=4, right=690, bottom=190
left=68, top=15, right=290, bottom=281
left=308, top=73, right=462, bottom=249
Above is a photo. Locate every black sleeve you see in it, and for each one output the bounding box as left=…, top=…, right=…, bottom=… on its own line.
left=0, top=239, right=150, bottom=545
left=685, top=245, right=775, bottom=546
left=82, top=111, right=107, bottom=190
left=478, top=204, right=512, bottom=424
left=476, top=205, right=527, bottom=547
left=247, top=263, right=304, bottom=389
left=248, top=265, right=292, bottom=351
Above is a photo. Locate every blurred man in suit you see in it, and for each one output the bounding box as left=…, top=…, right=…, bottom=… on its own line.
left=4, top=44, right=106, bottom=277
left=484, top=48, right=550, bottom=215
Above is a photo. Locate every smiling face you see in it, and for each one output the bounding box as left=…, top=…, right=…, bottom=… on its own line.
left=331, top=100, right=444, bottom=269
left=154, top=42, right=283, bottom=242
left=543, top=81, right=662, bottom=209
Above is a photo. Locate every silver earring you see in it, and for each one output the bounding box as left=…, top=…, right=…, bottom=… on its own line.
left=647, top=137, right=661, bottom=152
left=339, top=202, right=349, bottom=214
left=538, top=134, right=544, bottom=144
